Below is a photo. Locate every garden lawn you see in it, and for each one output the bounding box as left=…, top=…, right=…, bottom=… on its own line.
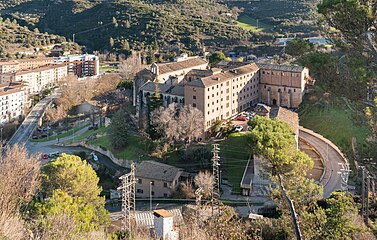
left=69, top=126, right=107, bottom=142
left=88, top=134, right=149, bottom=161
left=220, top=132, right=251, bottom=194
left=31, top=124, right=89, bottom=142
left=236, top=14, right=273, bottom=32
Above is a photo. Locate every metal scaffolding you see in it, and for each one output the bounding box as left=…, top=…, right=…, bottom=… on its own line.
left=117, top=162, right=136, bottom=231
left=212, top=144, right=220, bottom=198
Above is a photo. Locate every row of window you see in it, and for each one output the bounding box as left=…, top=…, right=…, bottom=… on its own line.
left=262, top=71, right=301, bottom=77
left=137, top=178, right=170, bottom=188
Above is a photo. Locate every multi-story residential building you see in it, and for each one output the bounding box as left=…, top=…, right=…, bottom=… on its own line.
left=0, top=64, right=68, bottom=94
left=0, top=58, right=54, bottom=74
left=135, top=161, right=186, bottom=198
left=53, top=54, right=99, bottom=78
left=0, top=83, right=28, bottom=125
left=137, top=56, right=313, bottom=132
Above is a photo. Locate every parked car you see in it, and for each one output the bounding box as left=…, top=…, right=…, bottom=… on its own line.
left=233, top=125, right=243, bottom=132
left=41, top=154, right=49, bottom=159
left=236, top=115, right=247, bottom=121
left=90, top=152, right=98, bottom=161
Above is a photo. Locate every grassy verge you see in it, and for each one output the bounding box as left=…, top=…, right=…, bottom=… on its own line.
left=31, top=124, right=89, bottom=142
left=220, top=132, right=251, bottom=194
left=299, top=93, right=370, bottom=170
left=88, top=134, right=150, bottom=161
left=236, top=14, right=273, bottom=32
left=66, top=126, right=107, bottom=143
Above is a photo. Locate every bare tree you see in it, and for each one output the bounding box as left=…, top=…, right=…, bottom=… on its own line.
left=177, top=105, right=205, bottom=144
left=180, top=180, right=195, bottom=199
left=119, top=51, right=143, bottom=81
left=151, top=103, right=179, bottom=143
left=194, top=171, right=214, bottom=199
left=0, top=144, right=40, bottom=239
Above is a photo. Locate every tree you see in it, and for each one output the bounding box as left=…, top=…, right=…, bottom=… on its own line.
left=108, top=108, right=131, bottom=149
left=209, top=51, right=227, bottom=64
left=39, top=154, right=109, bottom=233
left=318, top=0, right=377, bottom=60
left=151, top=103, right=178, bottom=143
left=177, top=104, right=205, bottom=144
left=248, top=116, right=313, bottom=240
left=285, top=38, right=313, bottom=57
left=121, top=39, right=130, bottom=51
left=194, top=171, right=214, bottom=199
left=0, top=145, right=40, bottom=239
left=119, top=51, right=142, bottom=81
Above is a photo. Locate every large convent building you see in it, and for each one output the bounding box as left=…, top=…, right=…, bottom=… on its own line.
left=136, top=54, right=314, bottom=130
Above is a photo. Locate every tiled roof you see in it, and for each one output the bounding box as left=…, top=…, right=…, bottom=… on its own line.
left=154, top=209, right=174, bottom=218
left=256, top=63, right=305, bottom=72
left=186, top=63, right=259, bottom=88
left=136, top=161, right=183, bottom=182
left=157, top=57, right=207, bottom=75
left=12, top=64, right=67, bottom=76
left=269, top=107, right=299, bottom=134
left=139, top=82, right=184, bottom=97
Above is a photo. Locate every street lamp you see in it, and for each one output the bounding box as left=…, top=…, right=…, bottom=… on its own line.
left=150, top=181, right=153, bottom=211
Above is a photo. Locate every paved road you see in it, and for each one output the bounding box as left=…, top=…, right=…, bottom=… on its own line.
left=299, top=129, right=345, bottom=197
left=8, top=93, right=59, bottom=146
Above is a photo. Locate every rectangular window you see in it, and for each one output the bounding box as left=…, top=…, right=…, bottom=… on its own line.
left=164, top=182, right=168, bottom=188
left=151, top=181, right=155, bottom=186
left=137, top=189, right=143, bottom=193
left=164, top=193, right=168, bottom=197
left=138, top=179, right=142, bottom=184
left=193, top=103, right=197, bottom=107
left=193, top=95, right=196, bottom=99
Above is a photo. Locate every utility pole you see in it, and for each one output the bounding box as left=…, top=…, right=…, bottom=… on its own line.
left=366, top=175, right=370, bottom=225
left=118, top=162, right=136, bottom=232
left=361, top=166, right=366, bottom=219
left=212, top=144, right=220, bottom=198
left=72, top=34, right=75, bottom=44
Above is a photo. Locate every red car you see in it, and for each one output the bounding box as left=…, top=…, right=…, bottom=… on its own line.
left=41, top=154, right=49, bottom=159
left=236, top=115, right=247, bottom=121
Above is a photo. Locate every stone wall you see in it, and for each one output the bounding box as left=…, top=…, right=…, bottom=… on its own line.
left=78, top=142, right=132, bottom=168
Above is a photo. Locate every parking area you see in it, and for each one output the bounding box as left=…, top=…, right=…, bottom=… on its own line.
left=228, top=111, right=256, bottom=132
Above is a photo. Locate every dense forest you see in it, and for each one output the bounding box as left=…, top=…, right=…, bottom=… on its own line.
left=0, top=0, right=320, bottom=52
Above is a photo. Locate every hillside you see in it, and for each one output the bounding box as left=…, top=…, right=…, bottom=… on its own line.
left=0, top=0, right=254, bottom=52
left=227, top=0, right=320, bottom=34
left=0, top=16, right=72, bottom=60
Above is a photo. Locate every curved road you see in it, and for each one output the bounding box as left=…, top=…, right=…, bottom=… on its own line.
left=299, top=129, right=346, bottom=197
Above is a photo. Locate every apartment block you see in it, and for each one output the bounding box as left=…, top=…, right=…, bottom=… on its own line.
left=53, top=54, right=99, bottom=78
left=0, top=64, right=68, bottom=94
left=0, top=58, right=54, bottom=74
left=0, top=83, right=28, bottom=125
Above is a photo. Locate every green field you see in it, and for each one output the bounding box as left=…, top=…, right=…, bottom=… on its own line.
left=299, top=95, right=370, bottom=168
left=220, top=132, right=251, bottom=194
left=236, top=14, right=273, bottom=32
left=88, top=134, right=150, bottom=161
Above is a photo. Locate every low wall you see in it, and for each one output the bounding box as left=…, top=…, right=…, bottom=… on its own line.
left=299, top=126, right=348, bottom=165
left=74, top=142, right=132, bottom=168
